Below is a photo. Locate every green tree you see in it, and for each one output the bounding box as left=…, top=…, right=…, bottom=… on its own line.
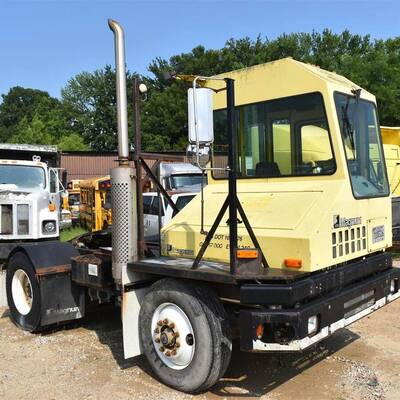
left=61, top=65, right=137, bottom=151
left=0, top=85, right=86, bottom=149
left=10, top=114, right=53, bottom=145
left=142, top=30, right=400, bottom=151
left=4, top=30, right=400, bottom=153
left=58, top=133, right=89, bottom=151
left=0, top=87, right=57, bottom=141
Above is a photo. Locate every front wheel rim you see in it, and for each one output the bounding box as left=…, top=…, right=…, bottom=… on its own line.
left=151, top=303, right=195, bottom=370
left=12, top=269, right=33, bottom=316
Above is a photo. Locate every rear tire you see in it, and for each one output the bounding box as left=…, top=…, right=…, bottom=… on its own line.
left=6, top=252, right=41, bottom=332
left=139, top=278, right=232, bottom=393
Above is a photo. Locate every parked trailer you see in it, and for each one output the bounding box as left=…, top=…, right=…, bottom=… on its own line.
left=3, top=20, right=400, bottom=394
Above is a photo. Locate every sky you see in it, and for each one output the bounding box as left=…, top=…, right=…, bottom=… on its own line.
left=1, top=0, right=400, bottom=99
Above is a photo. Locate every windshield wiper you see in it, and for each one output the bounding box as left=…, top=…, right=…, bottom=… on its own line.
left=341, top=89, right=361, bottom=159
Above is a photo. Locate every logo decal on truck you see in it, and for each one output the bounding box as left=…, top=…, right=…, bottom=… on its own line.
left=372, top=225, right=385, bottom=243
left=333, top=215, right=362, bottom=229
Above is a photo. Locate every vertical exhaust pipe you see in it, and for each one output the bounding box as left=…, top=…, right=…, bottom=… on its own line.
left=108, top=19, right=137, bottom=283
left=108, top=19, right=129, bottom=163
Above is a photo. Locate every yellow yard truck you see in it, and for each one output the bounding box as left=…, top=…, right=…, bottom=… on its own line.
left=2, top=20, right=400, bottom=394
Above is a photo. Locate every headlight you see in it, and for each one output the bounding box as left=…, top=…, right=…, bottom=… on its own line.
left=308, top=315, right=318, bottom=335
left=61, top=213, right=70, bottom=221
left=42, top=220, right=56, bottom=234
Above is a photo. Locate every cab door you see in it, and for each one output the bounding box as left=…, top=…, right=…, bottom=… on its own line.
left=143, top=194, right=165, bottom=239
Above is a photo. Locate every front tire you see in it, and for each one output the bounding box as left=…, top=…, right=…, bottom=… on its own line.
left=6, top=252, right=41, bottom=332
left=139, top=279, right=232, bottom=393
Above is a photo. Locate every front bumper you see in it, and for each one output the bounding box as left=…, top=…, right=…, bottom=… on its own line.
left=240, top=254, right=400, bottom=352
left=60, top=219, right=72, bottom=230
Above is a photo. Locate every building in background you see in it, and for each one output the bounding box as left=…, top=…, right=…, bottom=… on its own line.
left=60, top=151, right=186, bottom=181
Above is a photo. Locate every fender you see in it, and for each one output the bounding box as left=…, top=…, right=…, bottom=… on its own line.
left=7, top=240, right=84, bottom=327
left=7, top=240, right=79, bottom=271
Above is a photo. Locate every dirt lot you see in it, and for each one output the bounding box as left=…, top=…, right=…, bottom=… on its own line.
left=1, top=299, right=400, bottom=400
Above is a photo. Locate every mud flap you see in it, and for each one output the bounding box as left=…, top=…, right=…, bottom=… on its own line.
left=122, top=287, right=146, bottom=358
left=38, top=269, right=85, bottom=326
left=121, top=265, right=150, bottom=359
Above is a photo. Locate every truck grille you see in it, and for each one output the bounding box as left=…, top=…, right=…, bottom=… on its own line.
left=0, top=204, right=30, bottom=235
left=332, top=225, right=367, bottom=259
left=1, top=205, right=13, bottom=234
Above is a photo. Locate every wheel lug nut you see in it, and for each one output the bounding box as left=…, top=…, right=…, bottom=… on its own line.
left=163, top=319, right=168, bottom=325
left=169, top=323, right=175, bottom=329
left=176, top=342, right=180, bottom=348
left=159, top=346, right=165, bottom=352
left=171, top=350, right=177, bottom=356
left=154, top=328, right=159, bottom=334
left=173, top=332, right=180, bottom=338
left=165, top=351, right=171, bottom=357
left=155, top=337, right=160, bottom=343
left=157, top=320, right=163, bottom=326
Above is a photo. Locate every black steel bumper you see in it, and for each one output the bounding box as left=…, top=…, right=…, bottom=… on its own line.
left=240, top=253, right=400, bottom=351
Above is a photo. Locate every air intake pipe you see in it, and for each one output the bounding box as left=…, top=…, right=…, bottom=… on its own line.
left=108, top=19, right=137, bottom=283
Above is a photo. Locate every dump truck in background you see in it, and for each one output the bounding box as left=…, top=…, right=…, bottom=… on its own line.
left=0, top=143, right=67, bottom=306
left=2, top=20, right=400, bottom=394
left=0, top=144, right=67, bottom=257
left=380, top=126, right=400, bottom=242
left=381, top=126, right=400, bottom=194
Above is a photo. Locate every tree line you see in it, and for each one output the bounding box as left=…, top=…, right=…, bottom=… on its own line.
left=0, top=29, right=399, bottom=152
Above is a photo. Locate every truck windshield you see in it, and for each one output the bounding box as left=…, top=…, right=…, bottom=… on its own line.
left=212, top=92, right=336, bottom=179
left=0, top=165, right=46, bottom=189
left=334, top=93, right=389, bottom=199
left=68, top=193, right=80, bottom=206
left=169, top=174, right=207, bottom=190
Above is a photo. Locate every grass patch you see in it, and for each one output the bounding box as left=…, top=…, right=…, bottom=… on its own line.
left=60, top=226, right=87, bottom=242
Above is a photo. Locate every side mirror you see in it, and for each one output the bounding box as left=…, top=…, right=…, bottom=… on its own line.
left=186, top=144, right=211, bottom=169
left=188, top=88, right=214, bottom=144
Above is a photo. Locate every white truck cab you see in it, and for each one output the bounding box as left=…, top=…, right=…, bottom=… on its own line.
left=0, top=144, right=65, bottom=259
left=159, top=162, right=206, bottom=191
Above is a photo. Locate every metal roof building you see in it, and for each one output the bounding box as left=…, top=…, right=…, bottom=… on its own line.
left=60, top=151, right=186, bottom=181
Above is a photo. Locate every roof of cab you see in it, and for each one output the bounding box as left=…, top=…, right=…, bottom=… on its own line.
left=211, top=57, right=374, bottom=109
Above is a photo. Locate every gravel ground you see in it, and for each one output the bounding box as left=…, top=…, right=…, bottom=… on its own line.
left=1, top=298, right=400, bottom=400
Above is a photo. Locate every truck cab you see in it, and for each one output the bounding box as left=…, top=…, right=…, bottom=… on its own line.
left=159, top=162, right=207, bottom=191
left=162, top=58, right=391, bottom=271
left=0, top=146, right=63, bottom=259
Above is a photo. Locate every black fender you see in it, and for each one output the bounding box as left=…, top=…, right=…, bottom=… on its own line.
left=7, top=240, right=79, bottom=271
left=6, top=241, right=84, bottom=327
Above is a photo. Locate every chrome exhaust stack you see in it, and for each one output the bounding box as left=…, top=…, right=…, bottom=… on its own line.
left=108, top=19, right=129, bottom=164
left=108, top=19, right=137, bottom=283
